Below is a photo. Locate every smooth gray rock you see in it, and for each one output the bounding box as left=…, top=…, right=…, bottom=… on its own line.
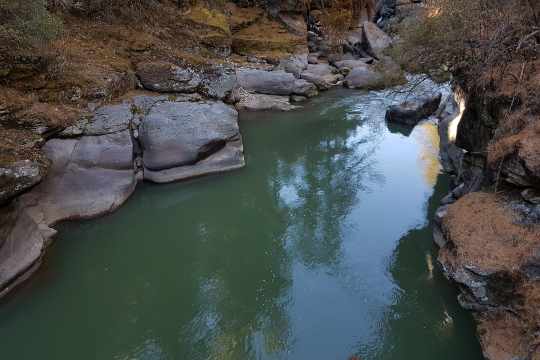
left=136, top=62, right=201, bottom=93
left=0, top=203, right=54, bottom=297
left=385, top=93, right=442, bottom=126
left=236, top=69, right=317, bottom=97
left=144, top=139, right=244, bottom=183
left=23, top=131, right=136, bottom=225
left=343, top=66, right=384, bottom=89
left=362, top=21, right=392, bottom=58
left=333, top=59, right=371, bottom=70
left=0, top=160, right=44, bottom=205
left=278, top=54, right=308, bottom=78
left=235, top=90, right=298, bottom=111
left=139, top=100, right=245, bottom=182
left=300, top=64, right=342, bottom=90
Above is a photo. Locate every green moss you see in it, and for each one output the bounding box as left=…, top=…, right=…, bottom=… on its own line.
left=185, top=6, right=230, bottom=35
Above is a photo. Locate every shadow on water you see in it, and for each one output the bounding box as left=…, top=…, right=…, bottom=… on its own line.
left=0, top=87, right=482, bottom=360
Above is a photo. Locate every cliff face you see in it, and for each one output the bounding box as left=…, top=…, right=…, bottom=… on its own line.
left=436, top=60, right=540, bottom=359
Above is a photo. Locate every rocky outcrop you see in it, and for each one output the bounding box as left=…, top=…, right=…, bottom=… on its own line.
left=0, top=160, right=45, bottom=205
left=200, top=67, right=237, bottom=101
left=362, top=21, right=392, bottom=59
left=234, top=89, right=298, bottom=111
left=136, top=62, right=201, bottom=93
left=435, top=192, right=540, bottom=360
left=0, top=93, right=246, bottom=297
left=385, top=93, right=442, bottom=126
left=333, top=59, right=372, bottom=71
left=22, top=131, right=137, bottom=225
left=499, top=123, right=540, bottom=188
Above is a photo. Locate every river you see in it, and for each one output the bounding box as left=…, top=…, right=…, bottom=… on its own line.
left=0, top=88, right=482, bottom=360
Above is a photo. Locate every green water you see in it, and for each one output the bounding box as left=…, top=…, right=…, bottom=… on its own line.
left=0, top=89, right=482, bottom=360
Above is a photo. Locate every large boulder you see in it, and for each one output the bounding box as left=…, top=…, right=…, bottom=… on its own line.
left=236, top=69, right=317, bottom=97
left=0, top=203, right=55, bottom=297
left=300, top=64, right=343, bottom=90
left=136, top=62, right=201, bottom=93
left=234, top=89, right=298, bottom=111
left=385, top=94, right=442, bottom=126
left=278, top=54, right=308, bottom=78
left=343, top=66, right=384, bottom=89
left=0, top=160, right=45, bottom=205
left=333, top=59, right=372, bottom=71
left=362, top=21, right=392, bottom=59
left=139, top=100, right=245, bottom=183
left=23, top=131, right=136, bottom=225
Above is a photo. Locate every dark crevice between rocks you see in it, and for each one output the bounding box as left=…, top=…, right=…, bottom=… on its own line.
left=194, top=139, right=228, bottom=164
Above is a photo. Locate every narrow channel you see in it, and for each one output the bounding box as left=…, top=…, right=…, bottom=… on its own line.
left=0, top=88, right=482, bottom=360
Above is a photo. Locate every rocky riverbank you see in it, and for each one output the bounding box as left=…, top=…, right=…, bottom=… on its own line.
left=0, top=0, right=412, bottom=298
left=434, top=68, right=540, bottom=359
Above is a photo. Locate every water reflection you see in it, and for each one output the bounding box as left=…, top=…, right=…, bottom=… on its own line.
left=0, top=87, right=482, bottom=360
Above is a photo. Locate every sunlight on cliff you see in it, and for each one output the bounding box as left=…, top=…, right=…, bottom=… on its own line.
left=448, top=93, right=466, bottom=143
left=413, top=122, right=441, bottom=186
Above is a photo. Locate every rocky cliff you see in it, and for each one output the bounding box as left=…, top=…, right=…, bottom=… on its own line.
left=435, top=60, right=540, bottom=359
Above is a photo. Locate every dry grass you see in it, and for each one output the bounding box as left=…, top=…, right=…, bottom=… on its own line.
left=441, top=192, right=540, bottom=271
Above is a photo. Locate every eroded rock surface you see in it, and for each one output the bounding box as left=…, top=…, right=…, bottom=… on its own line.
left=0, top=160, right=45, bottom=205
left=23, top=131, right=136, bottom=225
left=234, top=90, right=298, bottom=111
left=139, top=100, right=245, bottom=182
left=236, top=68, right=317, bottom=97
left=136, top=62, right=201, bottom=93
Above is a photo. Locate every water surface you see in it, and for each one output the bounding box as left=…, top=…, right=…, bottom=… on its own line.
left=0, top=88, right=482, bottom=360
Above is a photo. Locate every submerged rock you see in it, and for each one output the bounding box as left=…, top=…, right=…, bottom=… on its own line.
left=385, top=94, right=442, bottom=126
left=136, top=62, right=201, bottom=93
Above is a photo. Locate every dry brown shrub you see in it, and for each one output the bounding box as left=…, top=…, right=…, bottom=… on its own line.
left=394, top=0, right=539, bottom=89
